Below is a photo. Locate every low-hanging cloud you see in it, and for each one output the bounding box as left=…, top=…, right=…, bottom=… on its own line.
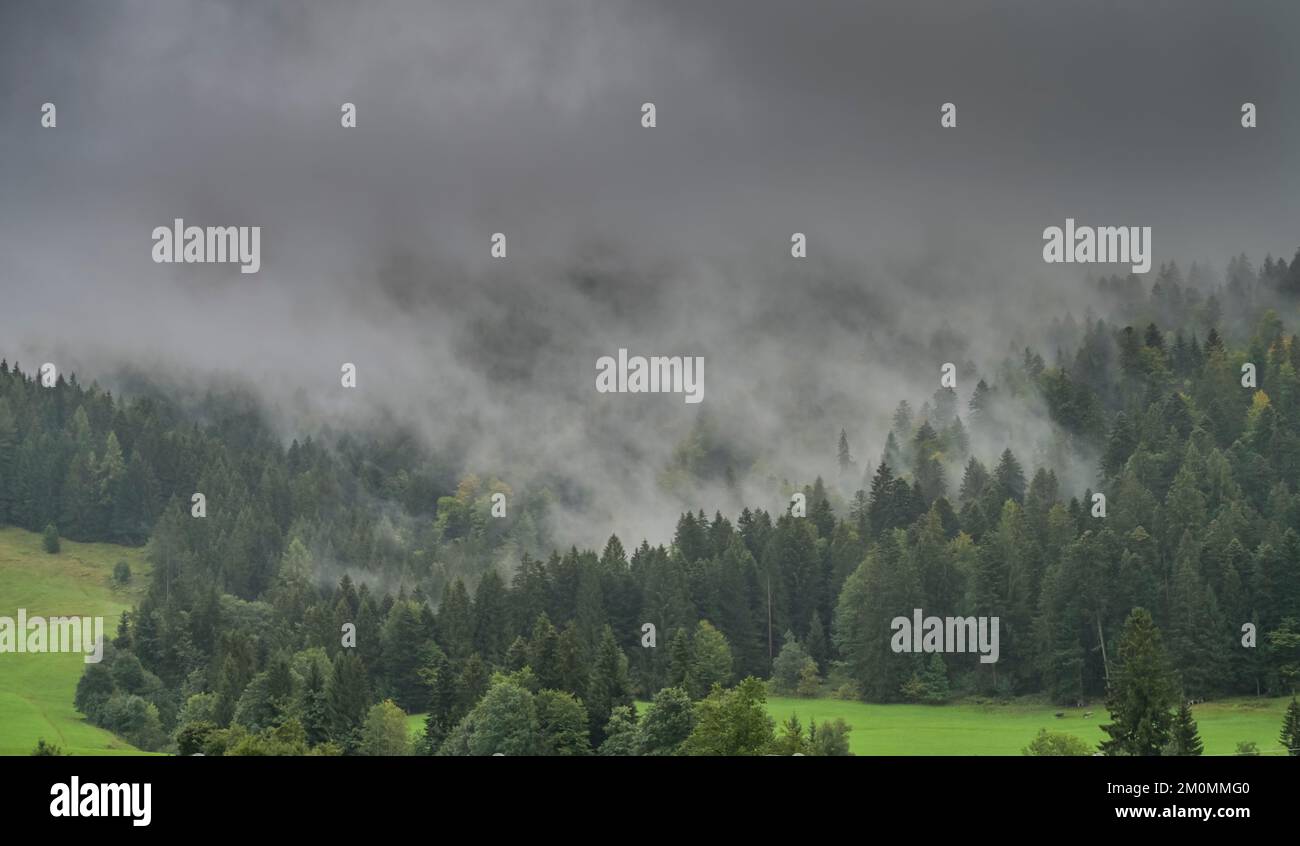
left=1, top=0, right=1296, bottom=549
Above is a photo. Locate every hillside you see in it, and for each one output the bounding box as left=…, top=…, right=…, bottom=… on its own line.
left=0, top=526, right=153, bottom=755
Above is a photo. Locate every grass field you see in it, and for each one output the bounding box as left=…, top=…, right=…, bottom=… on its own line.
left=759, top=695, right=1292, bottom=756
left=408, top=694, right=1294, bottom=755
left=0, top=526, right=153, bottom=755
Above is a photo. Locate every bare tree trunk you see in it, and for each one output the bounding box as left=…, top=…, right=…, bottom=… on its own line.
left=1097, top=614, right=1110, bottom=682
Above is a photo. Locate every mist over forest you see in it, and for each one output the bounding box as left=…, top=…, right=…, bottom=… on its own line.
left=3, top=0, right=1298, bottom=548
left=3, top=1, right=1300, bottom=763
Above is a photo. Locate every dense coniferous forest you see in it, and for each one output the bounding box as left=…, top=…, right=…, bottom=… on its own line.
left=4, top=253, right=1300, bottom=755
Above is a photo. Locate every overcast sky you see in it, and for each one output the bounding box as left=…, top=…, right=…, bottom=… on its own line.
left=1, top=0, right=1296, bottom=545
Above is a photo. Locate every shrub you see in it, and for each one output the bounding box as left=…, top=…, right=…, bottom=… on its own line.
left=795, top=657, right=821, bottom=697
left=809, top=718, right=853, bottom=756
left=42, top=523, right=60, bottom=554
left=30, top=738, right=64, bottom=756
left=1023, top=728, right=1094, bottom=756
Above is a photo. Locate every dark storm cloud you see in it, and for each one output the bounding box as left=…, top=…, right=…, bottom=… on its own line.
left=0, top=0, right=1296, bottom=546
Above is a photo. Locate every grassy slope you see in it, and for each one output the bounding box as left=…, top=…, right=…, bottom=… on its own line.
left=409, top=694, right=1293, bottom=755
left=0, top=526, right=154, bottom=755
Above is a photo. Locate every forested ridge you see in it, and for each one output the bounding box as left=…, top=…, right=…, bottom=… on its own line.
left=4, top=252, right=1300, bottom=755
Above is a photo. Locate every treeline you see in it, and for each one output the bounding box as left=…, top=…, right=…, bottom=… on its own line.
left=7, top=250, right=1300, bottom=755
left=0, top=361, right=555, bottom=594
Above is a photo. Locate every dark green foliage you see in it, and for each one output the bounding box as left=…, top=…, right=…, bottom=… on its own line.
left=1280, top=698, right=1300, bottom=756
left=1100, top=609, right=1178, bottom=756
left=30, top=738, right=64, bottom=756
left=638, top=685, right=695, bottom=755
left=42, top=522, right=59, bottom=553
left=326, top=650, right=371, bottom=752
left=769, top=630, right=809, bottom=695
left=585, top=625, right=632, bottom=745
left=808, top=718, right=853, bottom=756
left=901, top=653, right=950, bottom=704
left=439, top=671, right=538, bottom=756
left=174, top=721, right=217, bottom=756
left=598, top=705, right=640, bottom=756
left=1167, top=701, right=1204, bottom=756
left=534, top=689, right=590, bottom=756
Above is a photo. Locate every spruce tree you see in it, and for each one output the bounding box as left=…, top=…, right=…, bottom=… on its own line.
left=667, top=627, right=692, bottom=689
left=526, top=613, right=561, bottom=690
left=586, top=625, right=631, bottom=745
left=418, top=648, right=462, bottom=755
left=1167, top=701, right=1203, bottom=755
left=992, top=448, right=1026, bottom=505
left=326, top=650, right=371, bottom=752
left=1100, top=608, right=1178, bottom=756
left=1280, top=698, right=1300, bottom=757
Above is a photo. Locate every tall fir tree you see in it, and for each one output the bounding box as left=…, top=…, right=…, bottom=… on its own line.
left=1100, top=609, right=1178, bottom=756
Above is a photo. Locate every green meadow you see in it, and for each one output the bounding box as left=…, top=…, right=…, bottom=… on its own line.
left=409, top=694, right=1293, bottom=756
left=0, top=526, right=153, bottom=755
left=758, top=695, right=1292, bottom=756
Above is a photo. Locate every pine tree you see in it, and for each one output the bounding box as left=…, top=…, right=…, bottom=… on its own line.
left=912, top=422, right=947, bottom=505
left=458, top=652, right=489, bottom=712
left=992, top=448, right=1026, bottom=505
left=437, top=578, right=474, bottom=662
left=833, top=532, right=922, bottom=701
left=586, top=625, right=631, bottom=745
left=526, top=613, right=561, bottom=690
left=891, top=401, right=914, bottom=436
left=504, top=636, right=529, bottom=672
left=837, top=429, right=854, bottom=477
left=1167, top=701, right=1203, bottom=756
left=1280, top=698, right=1300, bottom=756
left=0, top=398, right=16, bottom=525
left=714, top=539, right=764, bottom=679
left=1100, top=609, right=1178, bottom=756
left=381, top=600, right=428, bottom=711
left=471, top=569, right=510, bottom=663
left=326, top=650, right=371, bottom=752
left=969, top=379, right=993, bottom=435
left=418, top=647, right=462, bottom=754
left=299, top=657, right=331, bottom=747
left=555, top=623, right=588, bottom=701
